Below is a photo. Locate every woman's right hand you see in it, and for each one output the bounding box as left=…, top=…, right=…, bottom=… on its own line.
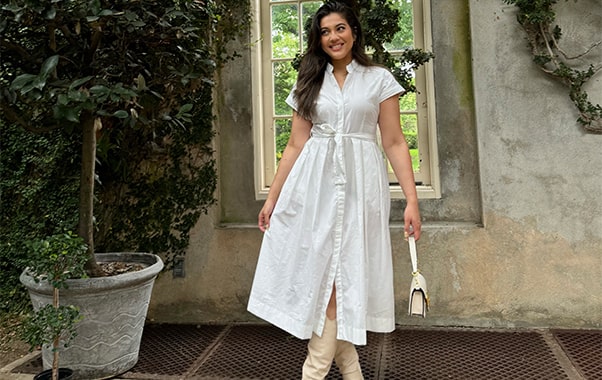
left=258, top=198, right=276, bottom=232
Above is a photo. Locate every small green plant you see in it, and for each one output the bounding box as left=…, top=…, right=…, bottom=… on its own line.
left=20, top=232, right=88, bottom=380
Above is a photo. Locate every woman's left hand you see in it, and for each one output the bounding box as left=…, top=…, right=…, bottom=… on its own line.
left=404, top=202, right=422, bottom=241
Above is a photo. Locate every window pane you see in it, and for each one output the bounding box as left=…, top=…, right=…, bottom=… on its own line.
left=400, top=90, right=416, bottom=112
left=301, top=2, right=322, bottom=49
left=272, top=4, right=299, bottom=59
left=275, top=118, right=292, bottom=162
left=385, top=0, right=414, bottom=51
left=273, top=61, right=296, bottom=116
left=401, top=113, right=420, bottom=172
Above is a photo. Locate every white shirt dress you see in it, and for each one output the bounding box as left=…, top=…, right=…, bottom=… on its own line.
left=248, top=60, right=404, bottom=345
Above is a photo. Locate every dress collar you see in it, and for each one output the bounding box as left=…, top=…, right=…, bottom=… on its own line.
left=326, top=59, right=358, bottom=74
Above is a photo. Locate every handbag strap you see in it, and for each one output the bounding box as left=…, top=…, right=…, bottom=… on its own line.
left=408, top=235, right=419, bottom=273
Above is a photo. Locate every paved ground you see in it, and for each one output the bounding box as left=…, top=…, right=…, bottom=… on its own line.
left=2, top=324, right=600, bottom=379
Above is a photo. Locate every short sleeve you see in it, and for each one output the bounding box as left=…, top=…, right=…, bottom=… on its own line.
left=285, top=84, right=298, bottom=111
left=378, top=69, right=404, bottom=103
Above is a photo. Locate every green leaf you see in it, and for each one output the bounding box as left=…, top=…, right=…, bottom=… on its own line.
left=32, top=75, right=47, bottom=90
left=64, top=108, right=80, bottom=123
left=58, top=94, right=69, bottom=105
left=54, top=105, right=80, bottom=122
left=67, top=89, right=88, bottom=103
left=69, top=76, right=94, bottom=89
left=136, top=74, right=147, bottom=90
left=40, top=55, right=59, bottom=77
left=90, top=85, right=110, bottom=95
left=180, top=104, right=193, bottom=113
left=113, top=110, right=129, bottom=118
left=10, top=74, right=36, bottom=90
left=44, top=7, right=56, bottom=20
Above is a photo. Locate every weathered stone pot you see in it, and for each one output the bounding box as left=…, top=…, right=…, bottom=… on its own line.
left=20, top=253, right=163, bottom=380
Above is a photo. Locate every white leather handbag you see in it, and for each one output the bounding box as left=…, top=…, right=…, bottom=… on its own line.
left=408, top=235, right=429, bottom=317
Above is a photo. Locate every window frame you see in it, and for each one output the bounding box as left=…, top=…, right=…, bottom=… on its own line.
left=251, top=0, right=440, bottom=199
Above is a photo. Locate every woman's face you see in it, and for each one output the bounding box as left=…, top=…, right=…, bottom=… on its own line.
left=319, top=12, right=355, bottom=65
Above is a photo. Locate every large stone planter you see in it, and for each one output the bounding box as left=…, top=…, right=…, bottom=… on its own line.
left=21, top=252, right=163, bottom=380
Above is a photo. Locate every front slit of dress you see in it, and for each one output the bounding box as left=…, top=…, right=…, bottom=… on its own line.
left=320, top=71, right=348, bottom=339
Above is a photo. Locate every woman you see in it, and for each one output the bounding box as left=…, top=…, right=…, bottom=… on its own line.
left=248, top=2, right=421, bottom=379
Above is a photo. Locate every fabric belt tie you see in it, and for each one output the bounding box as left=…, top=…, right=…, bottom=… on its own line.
left=311, top=123, right=375, bottom=185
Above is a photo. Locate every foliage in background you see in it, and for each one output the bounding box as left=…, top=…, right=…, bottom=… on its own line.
left=504, top=0, right=602, bottom=133
left=355, top=0, right=434, bottom=93
left=0, top=122, right=81, bottom=313
left=0, top=0, right=249, bottom=312
left=95, top=0, right=249, bottom=263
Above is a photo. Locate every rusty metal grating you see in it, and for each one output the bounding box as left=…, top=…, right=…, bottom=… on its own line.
left=194, top=324, right=307, bottom=379
left=194, top=324, right=385, bottom=380
left=10, top=324, right=599, bottom=379
left=380, top=328, right=569, bottom=380
left=127, top=324, right=227, bottom=377
left=552, top=329, right=602, bottom=380
left=325, top=332, right=383, bottom=380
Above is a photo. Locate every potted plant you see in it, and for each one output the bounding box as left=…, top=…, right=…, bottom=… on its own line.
left=20, top=232, right=88, bottom=380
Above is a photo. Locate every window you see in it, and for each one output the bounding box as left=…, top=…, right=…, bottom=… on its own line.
left=251, top=0, right=440, bottom=199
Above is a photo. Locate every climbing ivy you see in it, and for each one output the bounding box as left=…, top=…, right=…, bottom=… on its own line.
left=504, top=0, right=602, bottom=133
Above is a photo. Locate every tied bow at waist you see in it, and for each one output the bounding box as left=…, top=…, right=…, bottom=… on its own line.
left=310, top=123, right=375, bottom=185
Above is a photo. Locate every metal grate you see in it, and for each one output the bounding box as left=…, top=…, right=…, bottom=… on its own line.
left=553, top=329, right=602, bottom=380
left=194, top=324, right=307, bottom=379
left=325, top=332, right=383, bottom=380
left=126, top=324, right=227, bottom=377
left=10, top=324, right=598, bottom=379
left=194, top=324, right=388, bottom=380
left=380, top=328, right=569, bottom=380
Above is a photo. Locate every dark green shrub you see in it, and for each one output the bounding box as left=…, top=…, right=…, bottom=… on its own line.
left=0, top=121, right=80, bottom=313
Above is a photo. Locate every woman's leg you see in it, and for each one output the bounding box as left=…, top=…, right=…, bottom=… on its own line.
left=302, top=286, right=363, bottom=379
left=326, top=285, right=337, bottom=320
left=326, top=286, right=363, bottom=380
left=334, top=341, right=364, bottom=380
left=302, top=287, right=338, bottom=379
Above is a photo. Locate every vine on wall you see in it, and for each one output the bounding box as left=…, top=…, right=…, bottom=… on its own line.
left=504, top=0, right=602, bottom=133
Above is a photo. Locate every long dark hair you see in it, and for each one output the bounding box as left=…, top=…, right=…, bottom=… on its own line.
left=294, top=1, right=373, bottom=119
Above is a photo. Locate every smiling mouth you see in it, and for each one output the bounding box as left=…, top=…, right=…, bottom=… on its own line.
left=330, top=43, right=344, bottom=51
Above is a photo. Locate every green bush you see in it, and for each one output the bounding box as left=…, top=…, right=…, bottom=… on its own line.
left=0, top=121, right=80, bottom=313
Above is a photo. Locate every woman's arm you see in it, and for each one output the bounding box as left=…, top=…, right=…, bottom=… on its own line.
left=378, top=95, right=422, bottom=240
left=258, top=111, right=312, bottom=232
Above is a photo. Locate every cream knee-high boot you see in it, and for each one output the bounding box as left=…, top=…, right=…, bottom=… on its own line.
left=302, top=318, right=338, bottom=380
left=335, top=340, right=364, bottom=380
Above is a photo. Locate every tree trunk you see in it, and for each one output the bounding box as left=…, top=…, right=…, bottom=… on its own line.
left=79, top=114, right=103, bottom=276
left=52, top=287, right=59, bottom=380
